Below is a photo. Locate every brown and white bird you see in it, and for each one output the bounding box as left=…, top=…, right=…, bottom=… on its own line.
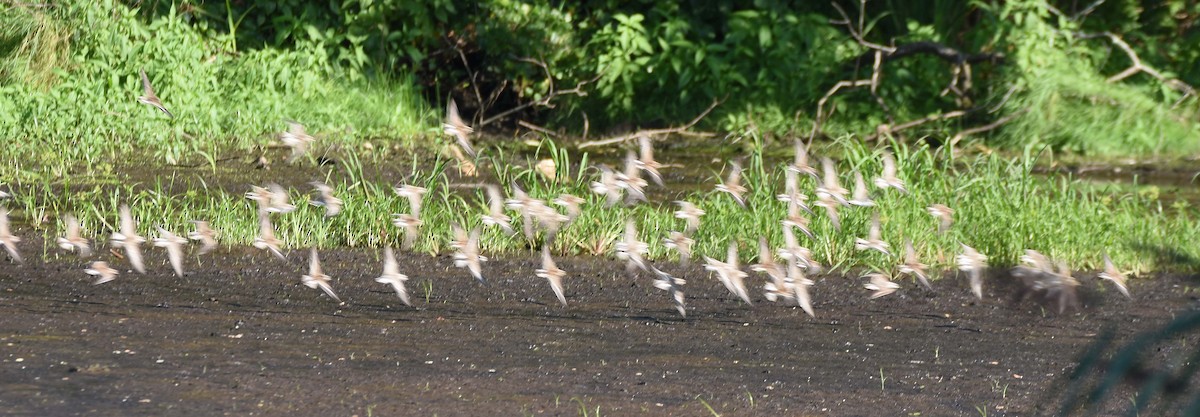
left=779, top=226, right=819, bottom=272
left=0, top=207, right=21, bottom=263
left=302, top=248, right=341, bottom=303
left=85, top=261, right=118, bottom=285
left=788, top=261, right=816, bottom=317
left=137, top=69, right=173, bottom=118
left=776, top=169, right=812, bottom=215
left=788, top=139, right=819, bottom=179
left=816, top=157, right=849, bottom=206
left=815, top=193, right=841, bottom=231
left=590, top=166, right=623, bottom=208
left=750, top=237, right=786, bottom=287
left=651, top=266, right=687, bottom=318
left=280, top=121, right=316, bottom=163
left=714, top=160, right=747, bottom=208
left=957, top=243, right=988, bottom=299
left=674, top=201, right=705, bottom=236
left=110, top=204, right=144, bottom=273
left=391, top=213, right=423, bottom=251
left=615, top=219, right=649, bottom=273
left=782, top=197, right=815, bottom=240
left=152, top=227, right=187, bottom=277
left=553, top=193, right=585, bottom=226
left=898, top=239, right=930, bottom=289
left=873, top=151, right=907, bottom=193
left=705, top=242, right=751, bottom=305
left=1014, top=250, right=1079, bottom=313
left=56, top=214, right=91, bottom=257
left=536, top=246, right=567, bottom=307
left=617, top=150, right=649, bottom=205
left=246, top=184, right=296, bottom=214
left=452, top=226, right=487, bottom=283
left=253, top=212, right=286, bottom=260
left=309, top=181, right=342, bottom=217
left=1098, top=252, right=1131, bottom=299
left=188, top=220, right=218, bottom=255
left=481, top=184, right=515, bottom=235
left=662, top=231, right=695, bottom=267
left=863, top=273, right=900, bottom=299
left=927, top=204, right=954, bottom=234
left=443, top=99, right=476, bottom=158
left=854, top=212, right=891, bottom=256
left=394, top=183, right=427, bottom=219
left=636, top=135, right=665, bottom=186
left=848, top=171, right=875, bottom=207
left=375, top=246, right=410, bottom=306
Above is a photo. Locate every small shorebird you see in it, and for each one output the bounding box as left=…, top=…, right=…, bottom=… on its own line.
left=152, top=227, right=187, bottom=277
left=590, top=166, right=623, bottom=208
left=927, top=204, right=954, bottom=234
left=898, top=239, right=930, bottom=289
left=553, top=193, right=584, bottom=225
left=536, top=246, right=567, bottom=307
left=788, top=261, right=816, bottom=317
left=532, top=203, right=569, bottom=242
left=253, top=212, right=286, bottom=260
left=816, top=157, right=848, bottom=206
left=617, top=150, right=649, bottom=205
left=391, top=213, right=423, bottom=251
left=714, top=160, right=747, bottom=208
left=1014, top=250, right=1079, bottom=313
left=863, top=273, right=900, bottom=299
left=873, top=151, right=907, bottom=193
left=246, top=184, right=296, bottom=214
left=505, top=182, right=544, bottom=242
left=848, top=171, right=875, bottom=207
left=0, top=207, right=21, bottom=264
left=615, top=219, right=649, bottom=273
left=309, top=181, right=342, bottom=217
left=957, top=243, right=988, bottom=299
left=662, top=231, right=695, bottom=267
left=394, top=183, right=427, bottom=219
left=85, top=261, right=118, bottom=285
left=779, top=226, right=819, bottom=271
left=777, top=169, right=812, bottom=215
left=137, top=69, right=173, bottom=118
left=302, top=248, right=341, bottom=303
left=705, top=242, right=752, bottom=305
left=481, top=184, right=515, bottom=235
left=188, top=220, right=218, bottom=255
left=651, top=266, right=687, bottom=318
left=636, top=135, right=664, bottom=186
left=56, top=214, right=91, bottom=257
left=750, top=237, right=786, bottom=286
left=452, top=226, right=487, bottom=283
left=280, top=121, right=315, bottom=163
left=1098, top=252, right=1131, bottom=299
left=674, top=201, right=705, bottom=236
left=110, top=204, right=144, bottom=273
left=443, top=99, right=476, bottom=158
left=782, top=198, right=815, bottom=240
left=854, top=212, right=891, bottom=255
left=788, top=139, right=819, bottom=179
left=815, top=193, right=841, bottom=231
left=375, top=246, right=410, bottom=306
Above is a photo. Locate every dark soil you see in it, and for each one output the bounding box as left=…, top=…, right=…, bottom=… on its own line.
left=2, top=236, right=1198, bottom=416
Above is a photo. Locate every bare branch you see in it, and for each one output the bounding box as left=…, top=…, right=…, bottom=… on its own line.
left=1077, top=32, right=1197, bottom=98
left=830, top=1, right=895, bottom=53
left=949, top=107, right=1031, bottom=147
left=447, top=37, right=486, bottom=125
left=479, top=70, right=604, bottom=128
left=577, top=100, right=722, bottom=149
left=517, top=120, right=559, bottom=138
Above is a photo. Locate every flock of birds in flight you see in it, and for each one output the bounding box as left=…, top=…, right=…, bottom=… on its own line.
left=0, top=70, right=1136, bottom=317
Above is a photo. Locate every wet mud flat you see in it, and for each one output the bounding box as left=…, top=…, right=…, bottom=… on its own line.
left=0, top=244, right=1197, bottom=416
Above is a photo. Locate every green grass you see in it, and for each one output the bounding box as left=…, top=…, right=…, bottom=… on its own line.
left=5, top=136, right=1197, bottom=276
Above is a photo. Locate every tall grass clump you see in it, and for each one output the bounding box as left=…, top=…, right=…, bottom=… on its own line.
left=0, top=1, right=433, bottom=166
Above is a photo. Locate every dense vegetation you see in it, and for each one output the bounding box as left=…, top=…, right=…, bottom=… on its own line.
left=1, top=0, right=1198, bottom=158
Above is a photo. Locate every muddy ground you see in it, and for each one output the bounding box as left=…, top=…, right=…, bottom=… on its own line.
left=1, top=236, right=1198, bottom=417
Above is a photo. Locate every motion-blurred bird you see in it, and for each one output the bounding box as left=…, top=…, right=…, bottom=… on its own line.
left=848, top=171, right=875, bottom=207
left=854, top=212, right=891, bottom=255
left=553, top=193, right=584, bottom=225
left=776, top=169, right=813, bottom=214
left=137, top=69, right=173, bottom=118
left=662, top=231, right=695, bottom=267
left=750, top=237, right=786, bottom=286
left=782, top=198, right=815, bottom=240
left=246, top=184, right=295, bottom=214
left=617, top=150, right=649, bottom=205
left=863, top=273, right=900, bottom=299
left=443, top=99, right=476, bottom=158
left=253, top=212, right=286, bottom=260
left=481, top=184, right=515, bottom=235
left=280, top=121, right=315, bottom=163
left=394, top=184, right=427, bottom=219
left=715, top=160, right=747, bottom=208
left=110, top=204, right=144, bottom=273
left=152, top=227, right=187, bottom=277
left=674, top=201, right=705, bottom=236
left=788, top=139, right=818, bottom=179
left=615, top=219, right=649, bottom=273
left=309, top=181, right=342, bottom=217
left=873, top=151, right=907, bottom=193
left=705, top=242, right=751, bottom=305
left=302, top=248, right=341, bottom=303
left=391, top=213, right=423, bottom=251
left=898, top=239, right=930, bottom=290
left=536, top=246, right=567, bottom=307
left=590, top=166, right=623, bottom=208
left=452, top=226, right=487, bottom=283
left=816, top=157, right=848, bottom=206
left=188, top=220, right=218, bottom=255
left=636, top=135, right=664, bottom=186
left=815, top=193, right=841, bottom=231
left=85, top=261, right=118, bottom=285
left=56, top=214, right=91, bottom=257
left=375, top=246, right=410, bottom=306
left=1098, top=252, right=1131, bottom=299
left=0, top=207, right=21, bottom=264
left=927, top=204, right=954, bottom=234
left=957, top=243, right=988, bottom=299
left=651, top=266, right=687, bottom=318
